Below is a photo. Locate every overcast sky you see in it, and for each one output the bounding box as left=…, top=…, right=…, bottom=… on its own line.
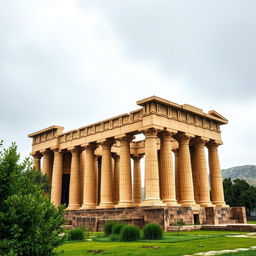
left=0, top=0, right=255, bottom=169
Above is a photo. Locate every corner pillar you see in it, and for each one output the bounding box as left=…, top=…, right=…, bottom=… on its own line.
left=207, top=141, right=226, bottom=207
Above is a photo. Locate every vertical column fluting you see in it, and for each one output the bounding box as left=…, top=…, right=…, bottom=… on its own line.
left=176, top=133, right=196, bottom=207
left=173, top=149, right=181, bottom=203
left=207, top=141, right=226, bottom=207
left=67, top=148, right=81, bottom=210
left=117, top=135, right=133, bottom=207
left=42, top=150, right=52, bottom=177
left=94, top=156, right=99, bottom=206
left=142, top=128, right=164, bottom=206
left=112, top=154, right=120, bottom=205
left=132, top=154, right=143, bottom=205
left=33, top=153, right=41, bottom=171
left=190, top=147, right=200, bottom=203
left=194, top=138, right=213, bottom=206
left=98, top=139, right=114, bottom=208
left=51, top=150, right=63, bottom=206
left=81, top=143, right=97, bottom=209
left=159, top=131, right=179, bottom=206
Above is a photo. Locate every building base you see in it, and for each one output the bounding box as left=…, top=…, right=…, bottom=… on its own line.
left=65, top=206, right=246, bottom=232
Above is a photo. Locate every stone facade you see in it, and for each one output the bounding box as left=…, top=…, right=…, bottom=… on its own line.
left=28, top=96, right=246, bottom=230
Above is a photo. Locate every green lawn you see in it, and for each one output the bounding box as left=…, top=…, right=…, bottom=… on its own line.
left=247, top=221, right=256, bottom=224
left=57, top=231, right=256, bottom=256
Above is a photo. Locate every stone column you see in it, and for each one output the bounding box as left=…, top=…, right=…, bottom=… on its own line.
left=42, top=150, right=52, bottom=177
left=176, top=133, right=196, bottom=207
left=159, top=131, right=179, bottom=206
left=142, top=128, right=164, bottom=206
left=33, top=153, right=41, bottom=171
left=190, top=147, right=200, bottom=203
left=207, top=141, right=226, bottom=207
left=94, top=155, right=99, bottom=205
left=173, top=149, right=181, bottom=203
left=194, top=138, right=212, bottom=206
left=98, top=139, right=114, bottom=208
left=117, top=135, right=133, bottom=207
left=67, top=148, right=81, bottom=210
left=51, top=150, right=63, bottom=206
left=112, top=154, right=120, bottom=205
left=132, top=154, right=143, bottom=206
left=81, top=143, right=97, bottom=209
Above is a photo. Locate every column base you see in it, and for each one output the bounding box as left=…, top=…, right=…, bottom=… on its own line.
left=180, top=200, right=198, bottom=207
left=116, top=201, right=133, bottom=208
left=66, top=204, right=80, bottom=210
left=198, top=201, right=214, bottom=207
left=212, top=201, right=228, bottom=207
left=80, top=203, right=96, bottom=210
left=140, top=199, right=166, bottom=207
left=163, top=199, right=180, bottom=206
left=97, top=202, right=115, bottom=209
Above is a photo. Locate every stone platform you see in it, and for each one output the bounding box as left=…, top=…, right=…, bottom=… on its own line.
left=65, top=206, right=246, bottom=231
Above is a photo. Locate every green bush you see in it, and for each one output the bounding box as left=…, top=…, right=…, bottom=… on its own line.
left=143, top=223, right=163, bottom=240
left=120, top=225, right=140, bottom=241
left=104, top=221, right=116, bottom=236
left=109, top=234, right=120, bottom=241
left=112, top=223, right=125, bottom=235
left=68, top=227, right=84, bottom=241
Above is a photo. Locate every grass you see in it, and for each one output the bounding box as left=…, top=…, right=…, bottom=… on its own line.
left=247, top=221, right=256, bottom=224
left=220, top=251, right=256, bottom=256
left=57, top=230, right=256, bottom=256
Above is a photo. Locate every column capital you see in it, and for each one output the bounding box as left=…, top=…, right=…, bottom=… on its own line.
left=115, top=134, right=134, bottom=145
left=175, top=132, right=194, bottom=144
left=194, top=137, right=209, bottom=147
left=172, top=148, right=179, bottom=156
left=206, top=140, right=223, bottom=150
left=82, top=142, right=97, bottom=152
left=131, top=154, right=144, bottom=160
left=41, top=149, right=52, bottom=157
left=98, top=138, right=115, bottom=149
left=32, top=151, right=42, bottom=158
left=143, top=128, right=160, bottom=138
left=158, top=130, right=176, bottom=141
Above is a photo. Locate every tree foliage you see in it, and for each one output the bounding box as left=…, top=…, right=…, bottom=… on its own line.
left=0, top=142, right=66, bottom=256
left=223, top=178, right=256, bottom=216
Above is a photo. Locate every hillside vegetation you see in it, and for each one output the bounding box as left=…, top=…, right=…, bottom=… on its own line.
left=222, top=165, right=256, bottom=186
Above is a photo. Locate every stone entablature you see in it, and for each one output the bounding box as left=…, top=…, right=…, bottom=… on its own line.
left=28, top=96, right=228, bottom=211
left=28, top=96, right=227, bottom=154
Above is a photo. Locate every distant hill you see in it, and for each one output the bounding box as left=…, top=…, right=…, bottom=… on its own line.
left=222, top=165, right=256, bottom=186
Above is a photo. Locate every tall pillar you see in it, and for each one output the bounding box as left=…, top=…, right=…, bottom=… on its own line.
left=158, top=131, right=179, bottom=206
left=207, top=141, right=226, bottom=207
left=194, top=138, right=212, bottom=206
left=42, top=150, right=52, bottom=177
left=67, top=148, right=81, bottom=210
left=142, top=128, right=164, bottom=206
left=51, top=150, right=63, bottom=206
left=173, top=149, right=181, bottom=203
left=81, top=143, right=97, bottom=209
left=98, top=139, right=114, bottom=208
left=132, top=154, right=143, bottom=206
left=176, top=133, right=196, bottom=207
left=112, top=153, right=120, bottom=205
left=33, top=153, right=41, bottom=171
left=94, top=155, right=99, bottom=205
left=117, top=135, right=133, bottom=207
left=190, top=147, right=200, bottom=203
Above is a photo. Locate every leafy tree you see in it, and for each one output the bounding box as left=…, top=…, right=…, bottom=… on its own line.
left=0, top=142, right=66, bottom=256
left=223, top=178, right=256, bottom=216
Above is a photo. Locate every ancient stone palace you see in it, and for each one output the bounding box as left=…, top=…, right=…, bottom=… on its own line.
left=28, top=96, right=246, bottom=230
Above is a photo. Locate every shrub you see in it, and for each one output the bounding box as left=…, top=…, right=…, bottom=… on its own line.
left=109, top=234, right=120, bottom=241
left=104, top=221, right=116, bottom=236
left=112, top=223, right=125, bottom=235
left=120, top=225, right=140, bottom=241
left=143, top=223, right=163, bottom=240
left=68, top=227, right=84, bottom=241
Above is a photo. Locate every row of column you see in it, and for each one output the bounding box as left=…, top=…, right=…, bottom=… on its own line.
left=33, top=129, right=226, bottom=209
